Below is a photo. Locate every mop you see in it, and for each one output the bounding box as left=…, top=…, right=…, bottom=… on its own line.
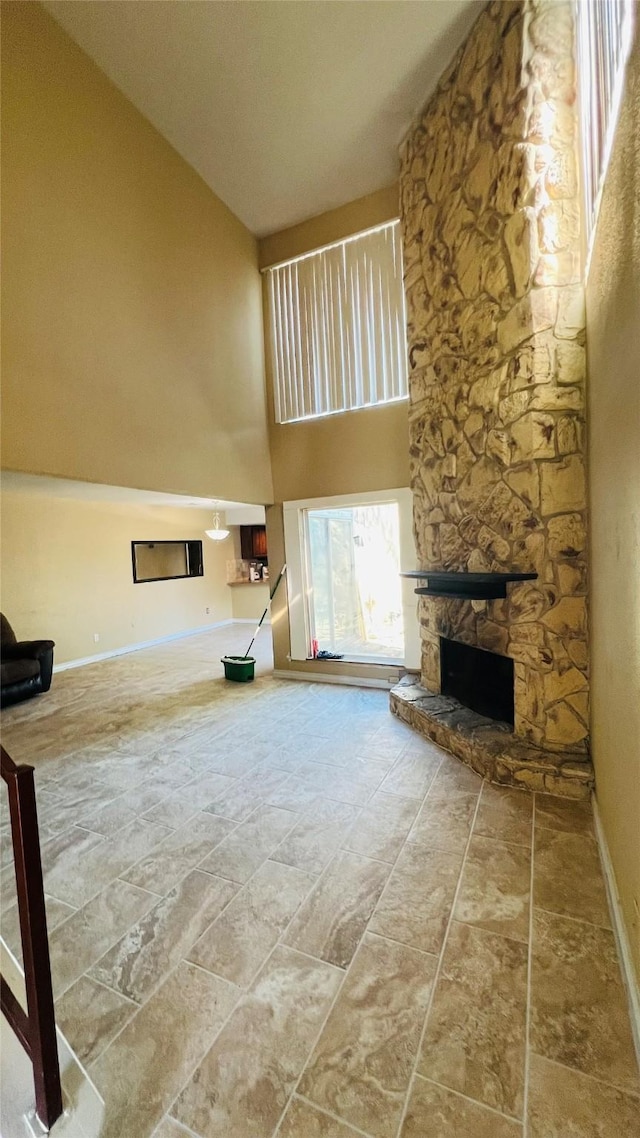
left=242, top=563, right=287, bottom=658
left=221, top=564, right=287, bottom=681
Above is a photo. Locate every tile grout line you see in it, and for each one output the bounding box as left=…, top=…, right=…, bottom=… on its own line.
left=531, top=903, right=613, bottom=933
left=8, top=750, right=405, bottom=1013
left=522, top=790, right=537, bottom=1138
left=101, top=779, right=368, bottom=1011
left=151, top=955, right=248, bottom=1138
left=413, top=1072, right=525, bottom=1125
left=77, top=972, right=140, bottom=1008
left=153, top=1112, right=204, bottom=1138
left=163, top=937, right=343, bottom=1137
left=81, top=871, right=246, bottom=1016
left=260, top=799, right=363, bottom=876
left=40, top=818, right=188, bottom=912
left=467, top=830, right=534, bottom=852
left=181, top=752, right=452, bottom=1133
left=363, top=928, right=440, bottom=961
left=117, top=808, right=246, bottom=894
left=53, top=750, right=434, bottom=1013
left=525, top=1048, right=640, bottom=1101
left=267, top=931, right=372, bottom=1137
left=86, top=950, right=244, bottom=1103
left=53, top=888, right=163, bottom=1003
left=61, top=859, right=243, bottom=1019
left=393, top=777, right=486, bottom=1138
left=42, top=875, right=158, bottom=934
left=183, top=861, right=331, bottom=996
left=349, top=759, right=445, bottom=922
left=293, top=1092, right=377, bottom=1137
left=268, top=756, right=449, bottom=1136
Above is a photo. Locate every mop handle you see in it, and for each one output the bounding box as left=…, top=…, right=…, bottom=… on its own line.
left=268, top=562, right=287, bottom=604
left=243, top=563, right=287, bottom=658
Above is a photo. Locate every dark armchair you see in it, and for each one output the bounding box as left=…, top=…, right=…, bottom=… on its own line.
left=1, top=614, right=55, bottom=708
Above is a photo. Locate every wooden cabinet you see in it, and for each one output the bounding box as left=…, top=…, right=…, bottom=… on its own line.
left=240, top=525, right=268, bottom=562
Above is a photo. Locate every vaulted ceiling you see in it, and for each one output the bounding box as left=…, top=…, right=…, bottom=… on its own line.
left=44, top=0, right=478, bottom=236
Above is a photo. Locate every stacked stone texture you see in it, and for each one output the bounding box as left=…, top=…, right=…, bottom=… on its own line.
left=400, top=0, right=589, bottom=753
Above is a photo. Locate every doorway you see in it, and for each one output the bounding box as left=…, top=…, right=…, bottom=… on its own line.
left=304, top=502, right=404, bottom=662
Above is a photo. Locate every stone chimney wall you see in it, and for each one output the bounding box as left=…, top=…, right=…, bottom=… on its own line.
left=400, top=0, right=589, bottom=753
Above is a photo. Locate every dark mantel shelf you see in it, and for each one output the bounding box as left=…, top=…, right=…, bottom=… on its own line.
left=401, top=570, right=538, bottom=600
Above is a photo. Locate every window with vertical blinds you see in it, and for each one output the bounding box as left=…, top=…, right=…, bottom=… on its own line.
left=265, top=221, right=408, bottom=424
left=576, top=0, right=634, bottom=261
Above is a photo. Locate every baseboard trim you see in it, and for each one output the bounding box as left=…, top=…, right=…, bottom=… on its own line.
left=272, top=668, right=392, bottom=690
left=592, top=793, right=640, bottom=1066
left=53, top=620, right=235, bottom=673
left=230, top=618, right=272, bottom=625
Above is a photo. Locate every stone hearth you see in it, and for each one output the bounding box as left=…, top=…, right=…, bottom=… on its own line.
left=390, top=675, right=593, bottom=799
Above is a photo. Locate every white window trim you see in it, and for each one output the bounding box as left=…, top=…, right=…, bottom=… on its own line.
left=283, top=487, right=421, bottom=670
left=262, top=220, right=399, bottom=274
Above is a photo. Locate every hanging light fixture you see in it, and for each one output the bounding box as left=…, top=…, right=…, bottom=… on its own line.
left=205, top=507, right=230, bottom=541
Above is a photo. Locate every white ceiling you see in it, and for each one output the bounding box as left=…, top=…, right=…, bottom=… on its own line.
left=44, top=0, right=478, bottom=237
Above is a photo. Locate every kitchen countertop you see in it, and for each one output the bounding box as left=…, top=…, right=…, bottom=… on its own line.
left=227, top=579, right=270, bottom=587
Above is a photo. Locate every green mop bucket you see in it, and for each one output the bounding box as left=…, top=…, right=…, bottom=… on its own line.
left=221, top=565, right=287, bottom=683
left=221, top=655, right=256, bottom=683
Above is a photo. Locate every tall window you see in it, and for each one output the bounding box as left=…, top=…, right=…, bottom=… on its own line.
left=282, top=488, right=421, bottom=670
left=576, top=0, right=634, bottom=261
left=265, top=221, right=408, bottom=424
left=305, top=502, right=404, bottom=662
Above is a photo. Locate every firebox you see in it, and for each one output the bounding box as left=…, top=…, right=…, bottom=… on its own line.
left=440, top=637, right=514, bottom=727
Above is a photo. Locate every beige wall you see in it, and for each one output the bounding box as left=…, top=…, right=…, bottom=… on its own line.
left=259, top=186, right=410, bottom=505
left=259, top=185, right=400, bottom=270
left=267, top=401, right=410, bottom=505
left=0, top=492, right=232, bottom=665
left=587, top=29, right=640, bottom=982
left=230, top=584, right=271, bottom=623
left=1, top=2, right=272, bottom=505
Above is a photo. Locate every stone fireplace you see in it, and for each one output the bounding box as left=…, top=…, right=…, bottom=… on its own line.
left=390, top=0, right=593, bottom=798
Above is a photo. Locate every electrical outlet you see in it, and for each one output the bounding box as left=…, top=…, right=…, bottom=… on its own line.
left=205, top=606, right=211, bottom=615
left=94, top=633, right=100, bottom=643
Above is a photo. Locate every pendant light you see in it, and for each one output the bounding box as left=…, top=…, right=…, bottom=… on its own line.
left=205, top=507, right=230, bottom=541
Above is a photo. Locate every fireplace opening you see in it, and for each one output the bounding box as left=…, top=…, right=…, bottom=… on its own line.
left=440, top=637, right=514, bottom=727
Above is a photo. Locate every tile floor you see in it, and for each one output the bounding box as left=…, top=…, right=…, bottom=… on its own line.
left=1, top=624, right=639, bottom=1138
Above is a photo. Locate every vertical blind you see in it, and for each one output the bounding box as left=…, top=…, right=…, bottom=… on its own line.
left=576, top=0, right=634, bottom=257
left=266, top=221, right=408, bottom=424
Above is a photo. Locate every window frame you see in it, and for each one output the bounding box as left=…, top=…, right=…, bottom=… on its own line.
left=264, top=220, right=408, bottom=425
left=282, top=487, right=420, bottom=669
left=131, top=540, right=204, bottom=585
left=576, top=0, right=635, bottom=271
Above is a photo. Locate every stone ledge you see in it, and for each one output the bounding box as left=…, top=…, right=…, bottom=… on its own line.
left=390, top=675, right=593, bottom=800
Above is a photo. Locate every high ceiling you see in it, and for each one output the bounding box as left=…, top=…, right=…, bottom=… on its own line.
left=44, top=0, right=478, bottom=237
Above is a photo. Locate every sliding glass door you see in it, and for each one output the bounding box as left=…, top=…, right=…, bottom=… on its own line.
left=304, top=501, right=404, bottom=662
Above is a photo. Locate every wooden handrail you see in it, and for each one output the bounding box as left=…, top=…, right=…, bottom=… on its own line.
left=1, top=745, right=63, bottom=1130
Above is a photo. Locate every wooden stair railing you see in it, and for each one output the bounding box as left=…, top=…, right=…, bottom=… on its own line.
left=1, top=745, right=63, bottom=1131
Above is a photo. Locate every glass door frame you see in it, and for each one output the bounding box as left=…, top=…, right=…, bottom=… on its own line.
left=282, top=487, right=421, bottom=669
